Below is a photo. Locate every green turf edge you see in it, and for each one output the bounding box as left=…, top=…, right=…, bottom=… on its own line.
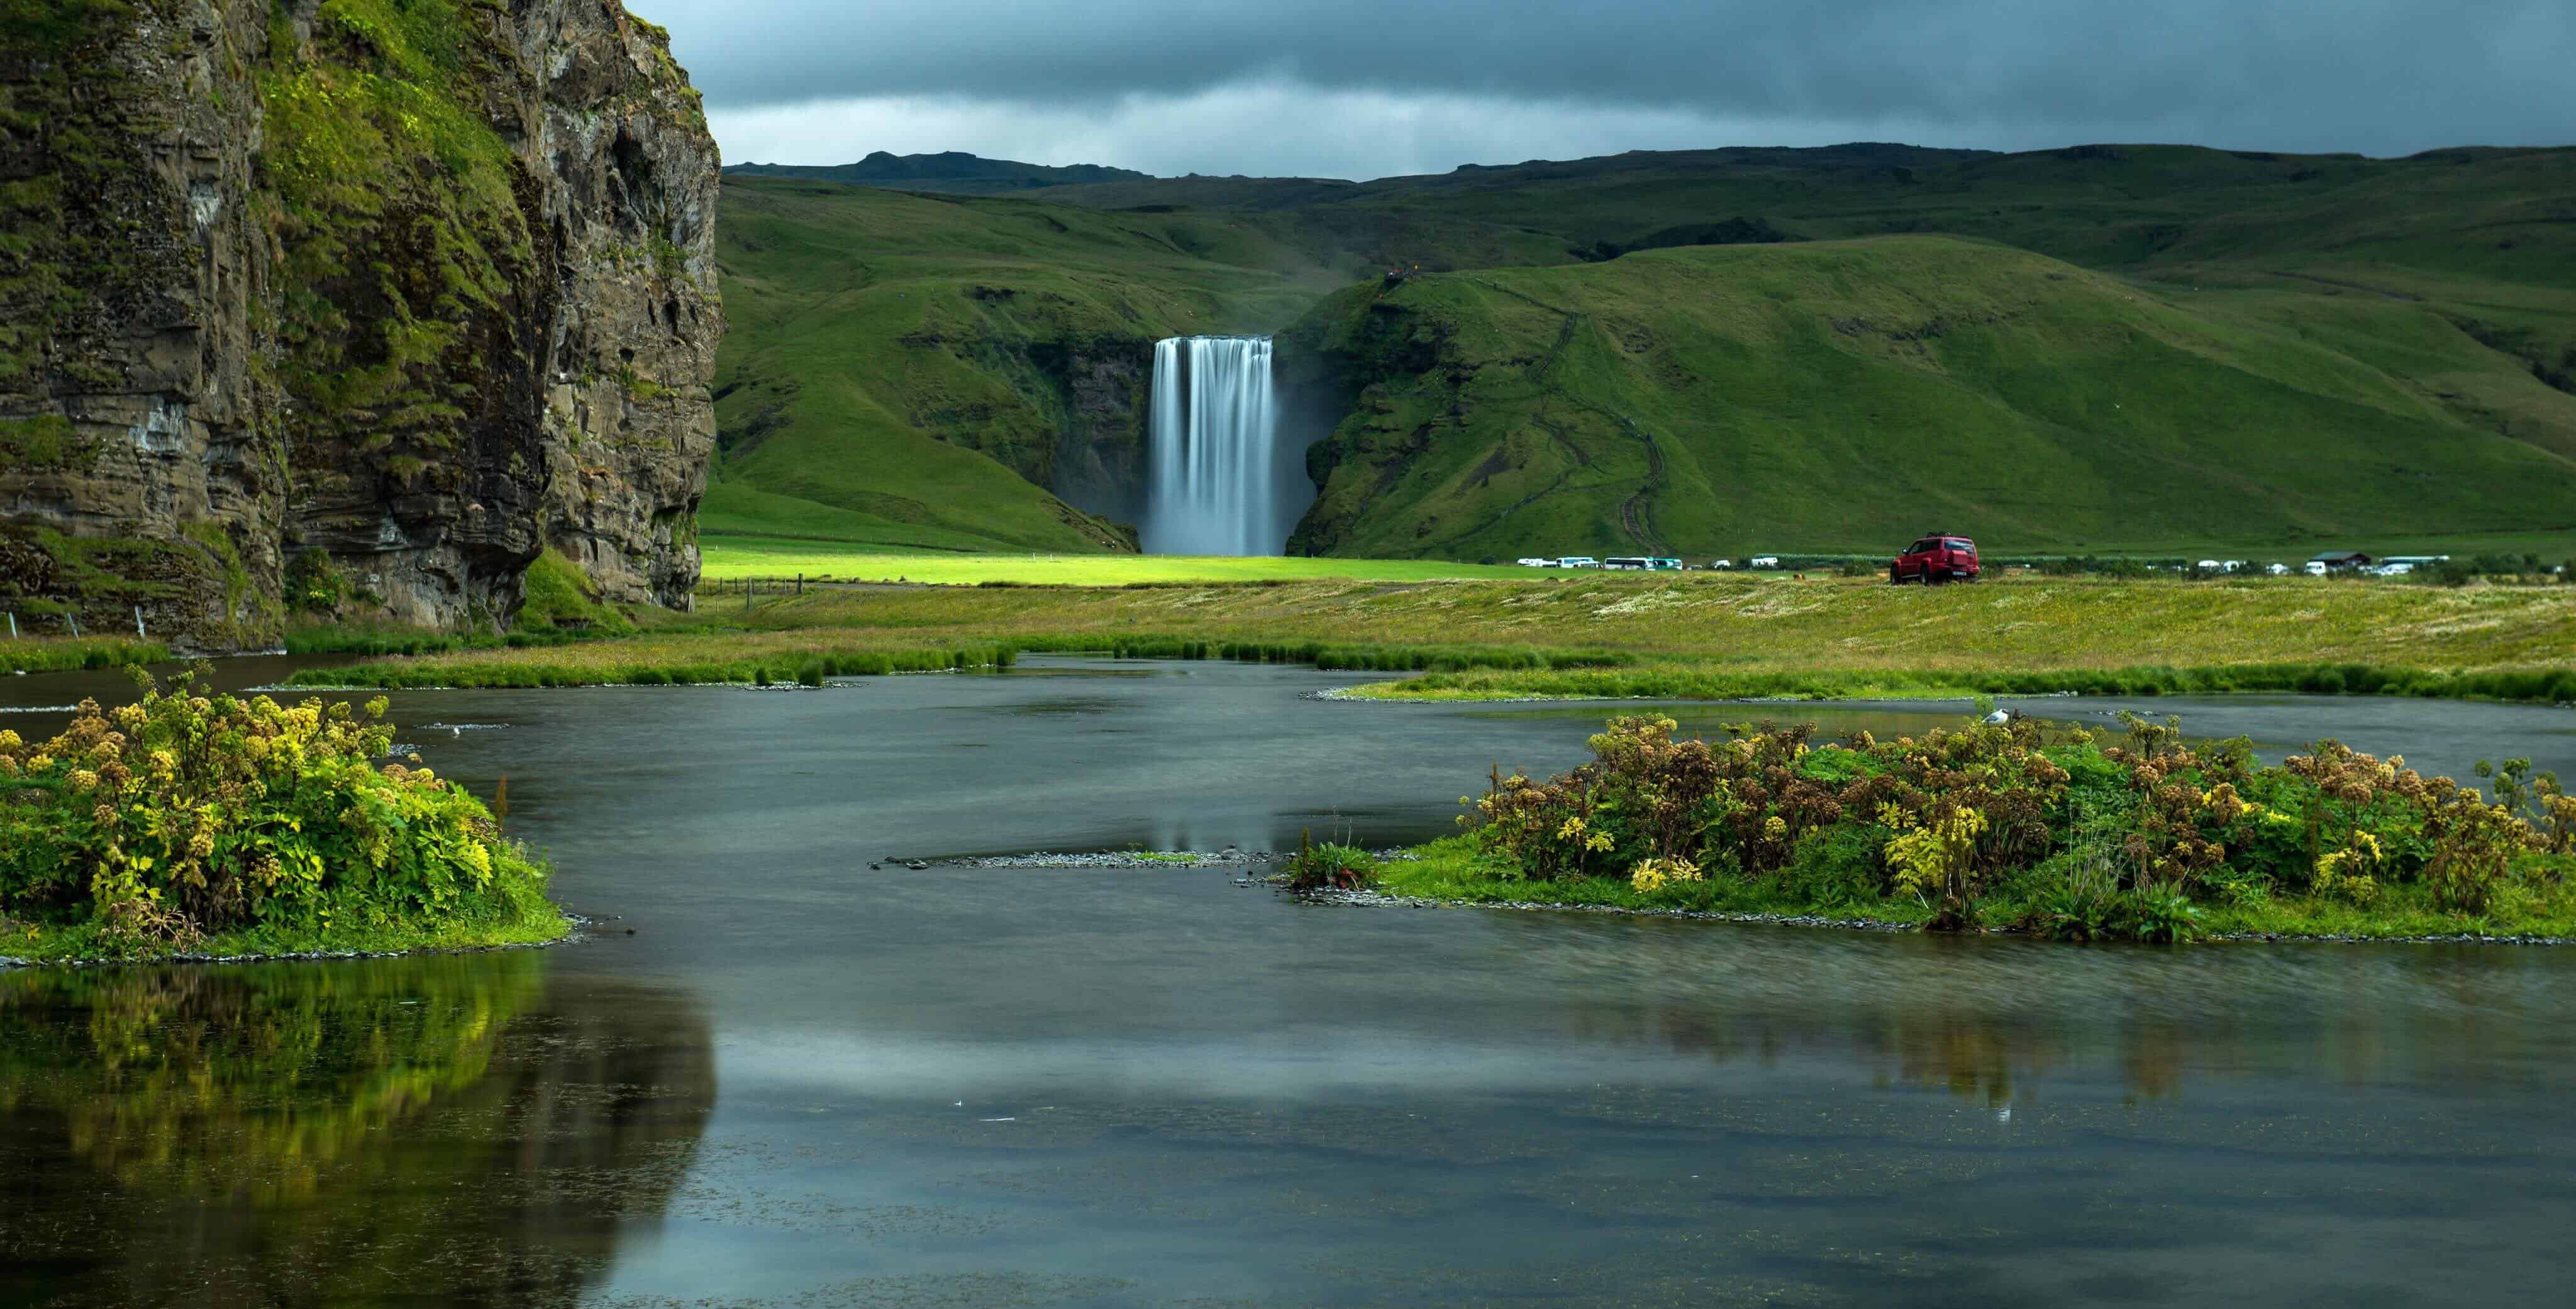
left=284, top=639, right=2576, bottom=707
left=1372, top=835, right=2576, bottom=942
left=1345, top=660, right=2576, bottom=705
left=1, top=637, right=172, bottom=673
left=0, top=898, right=574, bottom=968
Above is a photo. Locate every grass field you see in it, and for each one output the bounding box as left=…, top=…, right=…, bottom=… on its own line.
left=696, top=539, right=1536, bottom=584
left=294, top=573, right=2576, bottom=700
left=1, top=636, right=170, bottom=675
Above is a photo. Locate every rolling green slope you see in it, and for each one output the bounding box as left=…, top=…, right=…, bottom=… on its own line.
left=709, top=175, right=1567, bottom=551
left=1026, top=143, right=2576, bottom=290
left=1282, top=238, right=2576, bottom=558
left=713, top=143, right=2576, bottom=558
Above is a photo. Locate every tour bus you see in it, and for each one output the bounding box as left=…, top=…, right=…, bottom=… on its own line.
left=1605, top=557, right=1685, bottom=571
left=1556, top=556, right=1600, bottom=569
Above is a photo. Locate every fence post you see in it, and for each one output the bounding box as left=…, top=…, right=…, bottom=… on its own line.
left=796, top=572, right=804, bottom=595
left=744, top=577, right=752, bottom=611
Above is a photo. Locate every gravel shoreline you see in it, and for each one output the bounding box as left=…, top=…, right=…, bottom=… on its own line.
left=909, top=849, right=1282, bottom=870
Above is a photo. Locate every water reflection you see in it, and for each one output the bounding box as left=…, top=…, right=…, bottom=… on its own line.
left=7, top=660, right=2576, bottom=1305
left=0, top=954, right=713, bottom=1308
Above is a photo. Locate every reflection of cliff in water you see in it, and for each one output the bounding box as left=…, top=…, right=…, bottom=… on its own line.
left=0, top=954, right=714, bottom=1308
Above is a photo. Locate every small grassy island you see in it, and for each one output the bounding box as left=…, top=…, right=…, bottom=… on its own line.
left=0, top=671, right=564, bottom=964
left=1366, top=714, right=2576, bottom=943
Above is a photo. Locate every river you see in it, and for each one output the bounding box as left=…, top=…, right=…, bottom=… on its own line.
left=3, top=657, right=2572, bottom=1307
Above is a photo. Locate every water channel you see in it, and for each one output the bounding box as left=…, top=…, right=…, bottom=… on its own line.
left=4, top=658, right=2573, bottom=1307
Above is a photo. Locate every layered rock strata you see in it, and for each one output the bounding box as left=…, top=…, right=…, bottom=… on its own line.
left=0, top=1, right=719, bottom=645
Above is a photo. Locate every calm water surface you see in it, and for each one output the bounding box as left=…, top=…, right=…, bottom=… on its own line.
left=4, top=659, right=2573, bottom=1307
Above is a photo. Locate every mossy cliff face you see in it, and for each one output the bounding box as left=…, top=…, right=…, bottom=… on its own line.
left=1028, top=333, right=1153, bottom=535
left=0, top=1, right=718, bottom=645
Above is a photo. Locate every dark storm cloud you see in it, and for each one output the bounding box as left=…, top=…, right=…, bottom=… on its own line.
left=645, top=0, right=2573, bottom=170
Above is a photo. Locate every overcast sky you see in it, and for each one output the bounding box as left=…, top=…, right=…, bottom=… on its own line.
left=643, top=0, right=2574, bottom=179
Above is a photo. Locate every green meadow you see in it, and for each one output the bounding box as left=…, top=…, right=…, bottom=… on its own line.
left=289, top=573, right=2576, bottom=702
left=696, top=539, right=1535, bottom=585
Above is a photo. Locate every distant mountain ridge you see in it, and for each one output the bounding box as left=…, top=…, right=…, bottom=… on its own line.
left=723, top=143, right=2003, bottom=201
left=724, top=151, right=1152, bottom=194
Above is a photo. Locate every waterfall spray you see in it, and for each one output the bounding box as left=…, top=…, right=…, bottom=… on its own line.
left=1143, top=336, right=1284, bottom=555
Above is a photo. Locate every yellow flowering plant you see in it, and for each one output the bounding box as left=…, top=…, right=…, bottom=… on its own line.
left=1629, top=857, right=1703, bottom=895
left=1446, top=705, right=2571, bottom=939
left=0, top=668, right=552, bottom=954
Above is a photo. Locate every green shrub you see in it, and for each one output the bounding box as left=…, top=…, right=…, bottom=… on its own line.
left=283, top=550, right=349, bottom=612
left=2123, top=888, right=2204, bottom=943
left=0, top=669, right=556, bottom=956
left=1282, top=831, right=1378, bottom=890
left=1453, top=709, right=2573, bottom=938
left=1775, top=825, right=1884, bottom=910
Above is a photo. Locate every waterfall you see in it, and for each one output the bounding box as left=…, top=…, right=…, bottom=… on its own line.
left=1142, top=336, right=1285, bottom=556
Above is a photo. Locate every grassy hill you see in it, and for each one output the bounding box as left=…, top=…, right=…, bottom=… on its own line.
left=710, top=143, right=2576, bottom=560
left=1282, top=237, right=2576, bottom=558
left=1023, top=143, right=2575, bottom=285
left=708, top=175, right=1567, bottom=553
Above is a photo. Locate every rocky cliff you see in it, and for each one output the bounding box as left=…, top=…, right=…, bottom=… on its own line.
left=0, top=0, right=719, bottom=646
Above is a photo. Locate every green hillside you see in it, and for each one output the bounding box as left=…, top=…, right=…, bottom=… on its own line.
left=1027, top=143, right=2575, bottom=289
left=1282, top=238, right=2576, bottom=558
left=708, top=176, right=1565, bottom=552
left=711, top=144, right=2576, bottom=559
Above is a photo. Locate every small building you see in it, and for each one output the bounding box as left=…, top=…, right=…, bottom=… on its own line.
left=2307, top=551, right=2372, bottom=571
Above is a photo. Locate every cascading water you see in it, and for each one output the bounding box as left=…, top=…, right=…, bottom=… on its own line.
left=1142, top=336, right=1287, bottom=555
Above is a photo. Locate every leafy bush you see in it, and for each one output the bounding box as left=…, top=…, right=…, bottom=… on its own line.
left=282, top=550, right=350, bottom=612
left=0, top=670, right=556, bottom=955
left=1776, top=825, right=1883, bottom=910
left=1453, top=710, right=2574, bottom=940
left=1282, top=831, right=1378, bottom=890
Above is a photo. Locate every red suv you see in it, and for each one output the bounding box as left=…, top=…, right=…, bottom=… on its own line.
left=1892, top=534, right=1980, bottom=584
